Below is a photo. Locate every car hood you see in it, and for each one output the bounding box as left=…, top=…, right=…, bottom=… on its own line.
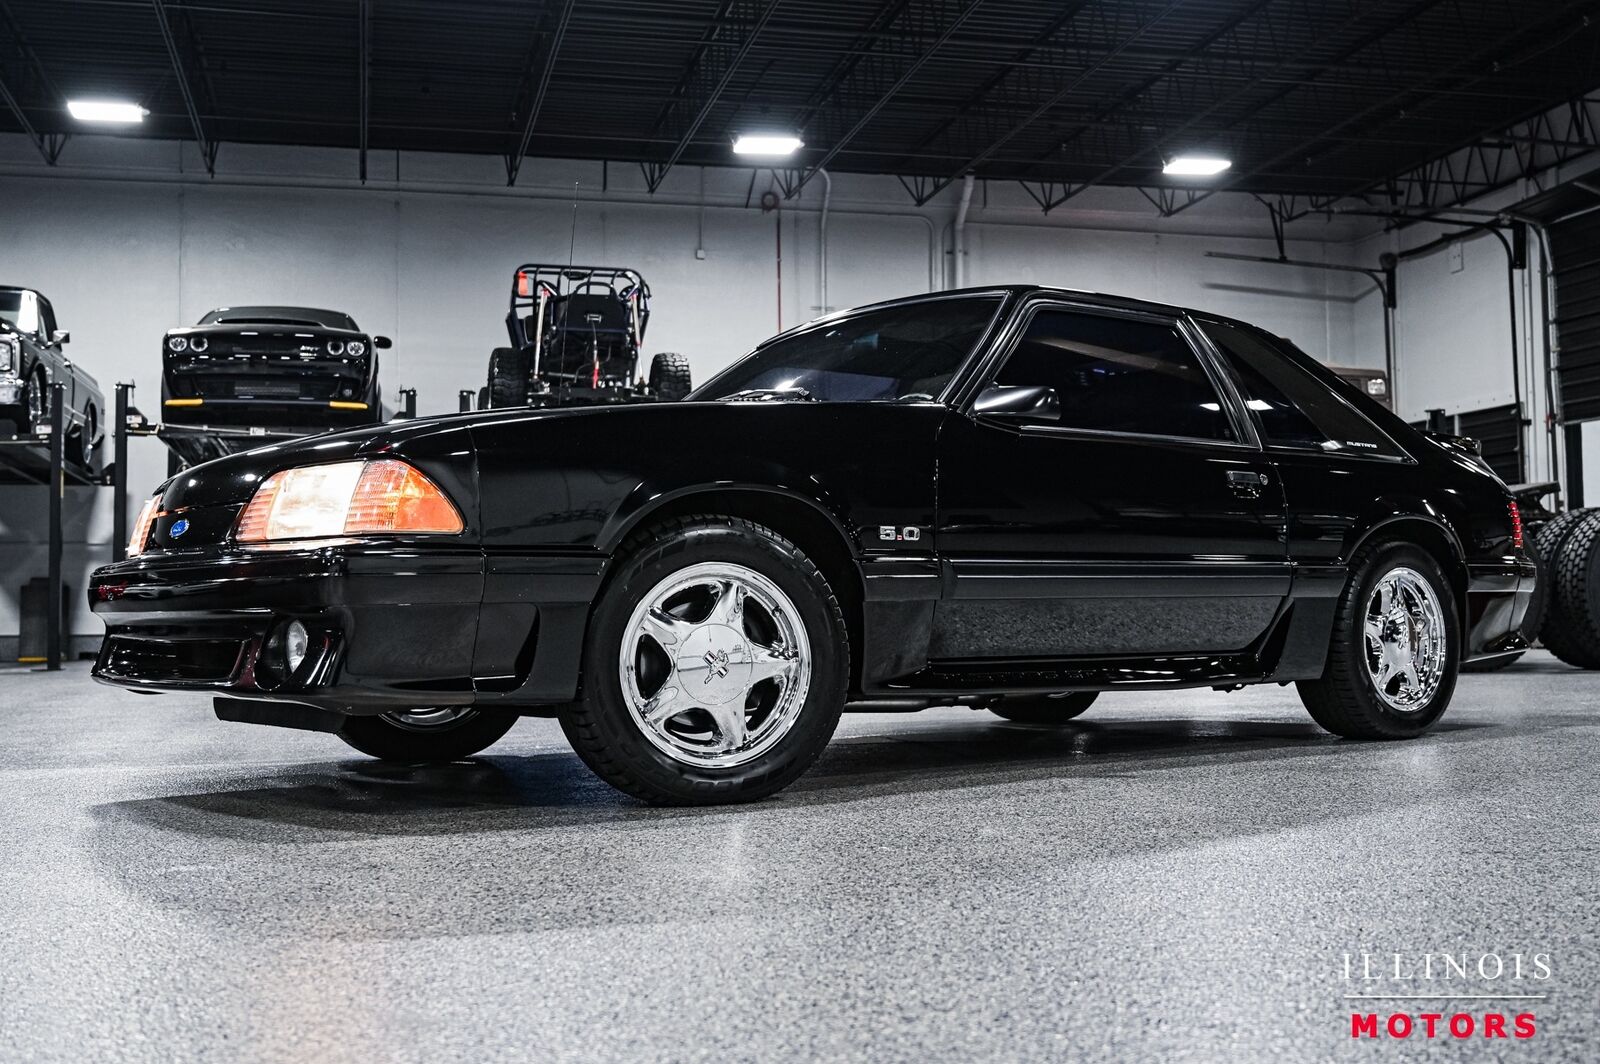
left=168, top=323, right=371, bottom=339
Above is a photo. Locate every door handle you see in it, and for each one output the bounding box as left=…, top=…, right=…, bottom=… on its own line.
left=1226, top=469, right=1269, bottom=498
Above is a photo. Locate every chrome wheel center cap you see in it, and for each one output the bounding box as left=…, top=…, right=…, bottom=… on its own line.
left=675, top=624, right=751, bottom=706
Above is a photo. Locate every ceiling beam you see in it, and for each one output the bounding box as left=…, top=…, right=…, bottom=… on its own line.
left=0, top=0, right=65, bottom=163
left=1033, top=0, right=1369, bottom=212
left=505, top=0, right=575, bottom=187
left=0, top=66, right=61, bottom=164
left=358, top=0, right=370, bottom=183
left=150, top=0, right=217, bottom=175
left=1162, top=0, right=1599, bottom=217
left=918, top=0, right=1187, bottom=204
left=642, top=0, right=782, bottom=193
left=790, top=0, right=985, bottom=197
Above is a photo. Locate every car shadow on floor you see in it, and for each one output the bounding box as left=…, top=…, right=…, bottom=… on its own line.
left=93, top=712, right=1500, bottom=843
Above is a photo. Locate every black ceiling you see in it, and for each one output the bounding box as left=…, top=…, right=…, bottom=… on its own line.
left=2, top=0, right=1599, bottom=206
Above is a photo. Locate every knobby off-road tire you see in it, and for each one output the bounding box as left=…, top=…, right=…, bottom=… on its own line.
left=338, top=708, right=518, bottom=761
left=1298, top=540, right=1459, bottom=740
left=486, top=346, right=531, bottom=408
left=648, top=352, right=693, bottom=401
left=988, top=692, right=1099, bottom=723
left=1540, top=509, right=1600, bottom=669
left=559, top=515, right=849, bottom=805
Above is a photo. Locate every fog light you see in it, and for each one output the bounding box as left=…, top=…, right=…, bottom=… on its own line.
left=284, top=621, right=309, bottom=674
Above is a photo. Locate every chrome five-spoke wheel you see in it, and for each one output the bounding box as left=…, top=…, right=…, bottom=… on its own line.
left=1362, top=566, right=1447, bottom=712
left=620, top=561, right=811, bottom=768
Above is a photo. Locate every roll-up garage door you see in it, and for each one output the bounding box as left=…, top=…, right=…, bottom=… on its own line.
left=1457, top=404, right=1525, bottom=483
left=1406, top=406, right=1524, bottom=483
left=1549, top=207, right=1600, bottom=423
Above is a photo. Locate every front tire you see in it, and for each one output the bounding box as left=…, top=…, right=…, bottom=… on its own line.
left=560, top=515, right=848, bottom=805
left=74, top=404, right=97, bottom=471
left=988, top=692, right=1098, bottom=723
left=337, top=707, right=517, bottom=761
left=1298, top=541, right=1458, bottom=739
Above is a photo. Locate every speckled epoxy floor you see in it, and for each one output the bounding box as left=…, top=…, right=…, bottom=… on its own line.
left=1, top=654, right=1597, bottom=1063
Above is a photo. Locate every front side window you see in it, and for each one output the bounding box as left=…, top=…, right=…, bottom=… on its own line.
left=989, top=308, right=1236, bottom=441
left=693, top=296, right=1003, bottom=402
left=1201, top=319, right=1403, bottom=458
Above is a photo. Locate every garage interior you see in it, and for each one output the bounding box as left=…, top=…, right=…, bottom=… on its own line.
left=3, top=1, right=1599, bottom=1060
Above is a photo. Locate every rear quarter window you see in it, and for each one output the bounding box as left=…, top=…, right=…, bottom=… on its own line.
left=1200, top=320, right=1405, bottom=459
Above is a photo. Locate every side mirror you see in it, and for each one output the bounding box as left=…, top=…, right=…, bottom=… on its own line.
left=51, top=330, right=69, bottom=346
left=373, top=336, right=393, bottom=350
left=974, top=383, right=1059, bottom=422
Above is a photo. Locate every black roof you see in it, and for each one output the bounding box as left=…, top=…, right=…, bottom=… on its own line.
left=2, top=1, right=1597, bottom=208
left=197, top=306, right=360, bottom=330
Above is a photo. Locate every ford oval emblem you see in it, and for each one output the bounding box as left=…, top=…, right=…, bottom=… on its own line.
left=169, top=518, right=190, bottom=539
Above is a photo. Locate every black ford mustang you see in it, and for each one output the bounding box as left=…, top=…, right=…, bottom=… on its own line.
left=161, top=306, right=391, bottom=428
left=92, top=287, right=1535, bottom=805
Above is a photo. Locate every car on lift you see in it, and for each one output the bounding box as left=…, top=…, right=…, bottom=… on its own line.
left=484, top=264, right=691, bottom=408
left=0, top=285, right=104, bottom=473
left=91, top=286, right=1536, bottom=806
left=161, top=306, right=391, bottom=430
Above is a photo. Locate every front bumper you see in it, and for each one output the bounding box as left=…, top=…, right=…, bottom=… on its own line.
left=91, top=544, right=485, bottom=714
left=1465, top=558, right=1539, bottom=661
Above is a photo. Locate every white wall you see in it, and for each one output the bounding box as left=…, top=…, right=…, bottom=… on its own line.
left=0, top=132, right=1382, bottom=641
left=1339, top=150, right=1600, bottom=490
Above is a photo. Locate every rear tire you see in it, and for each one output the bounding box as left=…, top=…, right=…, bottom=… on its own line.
left=648, top=352, right=693, bottom=401
left=486, top=346, right=530, bottom=408
left=1540, top=509, right=1600, bottom=669
left=1298, top=540, right=1458, bottom=740
left=988, top=692, right=1098, bottom=723
left=559, top=514, right=848, bottom=805
left=337, top=707, right=517, bottom=762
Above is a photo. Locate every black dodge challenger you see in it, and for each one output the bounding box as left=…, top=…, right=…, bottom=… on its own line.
left=161, top=305, right=391, bottom=428
left=92, top=287, right=1536, bottom=804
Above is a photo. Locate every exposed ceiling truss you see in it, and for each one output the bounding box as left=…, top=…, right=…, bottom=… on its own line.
left=0, top=0, right=1595, bottom=221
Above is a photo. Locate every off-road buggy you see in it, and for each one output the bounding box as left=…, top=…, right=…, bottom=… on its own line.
left=484, top=264, right=691, bottom=408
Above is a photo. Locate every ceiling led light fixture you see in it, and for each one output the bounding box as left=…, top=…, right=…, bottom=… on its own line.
left=1163, top=155, right=1232, bottom=177
left=67, top=99, right=147, bottom=124
left=733, top=134, right=804, bottom=157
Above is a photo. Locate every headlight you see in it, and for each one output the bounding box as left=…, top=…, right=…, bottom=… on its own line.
left=235, top=459, right=463, bottom=543
left=128, top=495, right=162, bottom=556
left=0, top=336, right=15, bottom=372
left=346, top=339, right=366, bottom=357
left=326, top=339, right=346, bottom=356
left=190, top=335, right=209, bottom=353
left=167, top=336, right=188, bottom=353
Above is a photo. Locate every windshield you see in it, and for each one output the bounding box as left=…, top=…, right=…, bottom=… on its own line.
left=198, top=307, right=359, bottom=330
left=0, top=290, right=25, bottom=330
left=692, top=295, right=1004, bottom=402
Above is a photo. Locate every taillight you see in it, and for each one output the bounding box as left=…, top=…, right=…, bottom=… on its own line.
left=128, top=496, right=161, bottom=556
left=516, top=271, right=532, bottom=297
left=1509, top=501, right=1524, bottom=551
left=235, top=459, right=463, bottom=543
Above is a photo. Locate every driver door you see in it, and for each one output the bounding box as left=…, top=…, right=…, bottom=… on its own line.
left=933, top=303, right=1290, bottom=660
